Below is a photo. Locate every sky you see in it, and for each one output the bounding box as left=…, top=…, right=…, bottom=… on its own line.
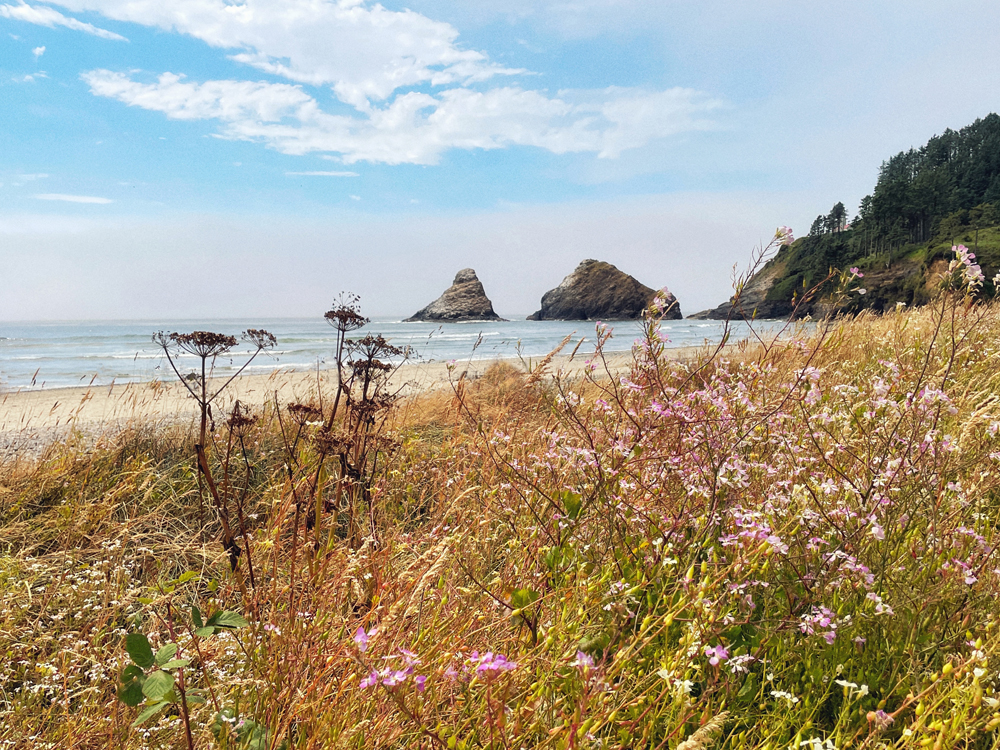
left=2, top=0, right=1000, bottom=320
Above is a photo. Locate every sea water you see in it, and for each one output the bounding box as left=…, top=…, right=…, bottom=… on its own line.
left=0, top=317, right=803, bottom=390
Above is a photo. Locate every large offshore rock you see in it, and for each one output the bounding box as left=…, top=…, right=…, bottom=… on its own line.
left=527, top=259, right=681, bottom=320
left=405, top=268, right=503, bottom=322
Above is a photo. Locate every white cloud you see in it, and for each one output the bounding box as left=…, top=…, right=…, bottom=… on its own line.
left=32, top=44, right=45, bottom=57
left=49, top=0, right=518, bottom=107
left=35, top=193, right=114, bottom=203
left=19, top=173, right=49, bottom=180
left=286, top=170, right=360, bottom=177
left=82, top=69, right=720, bottom=164
left=81, top=71, right=313, bottom=121
left=0, top=3, right=126, bottom=40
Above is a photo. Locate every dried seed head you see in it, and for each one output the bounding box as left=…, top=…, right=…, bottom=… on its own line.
left=227, top=401, right=257, bottom=435
left=325, top=293, right=369, bottom=333
left=288, top=403, right=324, bottom=425
left=243, top=329, right=277, bottom=350
left=154, top=330, right=238, bottom=358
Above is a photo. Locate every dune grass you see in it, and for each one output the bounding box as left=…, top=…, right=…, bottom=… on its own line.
left=3, top=294, right=1000, bottom=749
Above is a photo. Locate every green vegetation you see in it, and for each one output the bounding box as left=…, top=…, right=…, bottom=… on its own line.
left=4, top=289, right=1000, bottom=748
left=761, top=114, right=1000, bottom=314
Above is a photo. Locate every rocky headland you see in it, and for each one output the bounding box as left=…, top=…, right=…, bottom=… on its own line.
left=527, top=259, right=681, bottom=321
left=405, top=268, right=503, bottom=322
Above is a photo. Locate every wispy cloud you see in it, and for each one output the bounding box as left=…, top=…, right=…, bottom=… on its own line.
left=286, top=170, right=360, bottom=177
left=49, top=0, right=516, bottom=106
left=32, top=45, right=45, bottom=57
left=12, top=72, right=48, bottom=83
left=0, top=3, right=126, bottom=41
left=83, top=70, right=721, bottom=164
left=35, top=193, right=114, bottom=204
left=19, top=173, right=49, bottom=180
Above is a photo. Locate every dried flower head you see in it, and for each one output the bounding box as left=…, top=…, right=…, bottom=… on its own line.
left=287, top=403, right=324, bottom=425
left=227, top=401, right=258, bottom=436
left=243, top=329, right=277, bottom=350
left=154, top=330, right=238, bottom=358
left=325, top=293, right=369, bottom=333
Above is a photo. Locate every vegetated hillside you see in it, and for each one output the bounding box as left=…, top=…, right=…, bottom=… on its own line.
left=696, top=113, right=1000, bottom=319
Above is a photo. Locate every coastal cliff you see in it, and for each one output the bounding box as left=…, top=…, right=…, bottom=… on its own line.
left=692, top=113, right=1000, bottom=319
left=405, top=269, right=503, bottom=322
left=528, top=259, right=681, bottom=321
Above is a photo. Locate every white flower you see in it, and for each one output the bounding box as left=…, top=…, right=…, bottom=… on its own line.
left=771, top=689, right=800, bottom=705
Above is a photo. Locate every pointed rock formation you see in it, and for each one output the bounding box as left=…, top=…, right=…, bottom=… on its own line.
left=405, top=269, right=504, bottom=322
left=527, top=259, right=681, bottom=321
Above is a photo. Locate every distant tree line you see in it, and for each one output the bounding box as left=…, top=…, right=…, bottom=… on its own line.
left=853, top=113, right=1000, bottom=252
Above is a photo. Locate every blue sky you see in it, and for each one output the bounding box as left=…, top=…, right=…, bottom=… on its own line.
left=2, top=0, right=1000, bottom=319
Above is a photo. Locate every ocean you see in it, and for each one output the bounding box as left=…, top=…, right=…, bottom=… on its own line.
left=0, top=317, right=799, bottom=390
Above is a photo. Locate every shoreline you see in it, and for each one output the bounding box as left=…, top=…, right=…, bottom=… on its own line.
left=0, top=346, right=718, bottom=454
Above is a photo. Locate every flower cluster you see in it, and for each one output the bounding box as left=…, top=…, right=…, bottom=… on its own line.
left=948, top=243, right=985, bottom=293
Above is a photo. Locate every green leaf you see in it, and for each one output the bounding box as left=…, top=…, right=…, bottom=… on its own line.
left=125, top=633, right=155, bottom=669
left=192, top=606, right=204, bottom=628
left=159, top=658, right=191, bottom=670
left=132, top=701, right=168, bottom=727
left=213, top=611, right=249, bottom=629
left=186, top=693, right=207, bottom=705
left=561, top=491, right=583, bottom=520
left=195, top=626, right=217, bottom=638
left=118, top=665, right=146, bottom=707
left=509, top=587, right=540, bottom=611
left=737, top=673, right=758, bottom=702
left=141, top=669, right=175, bottom=700
left=153, top=643, right=178, bottom=667
left=120, top=664, right=145, bottom=684
left=177, top=571, right=199, bottom=584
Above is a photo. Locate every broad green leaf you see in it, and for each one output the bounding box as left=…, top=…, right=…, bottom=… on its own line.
left=160, top=658, right=191, bottom=670
left=118, top=665, right=146, bottom=707
left=141, top=669, right=175, bottom=700
left=153, top=643, right=178, bottom=667
left=132, top=701, right=168, bottom=727
left=186, top=693, right=207, bottom=705
left=177, top=571, right=199, bottom=584
left=213, top=611, right=249, bottom=629
left=125, top=633, right=154, bottom=669
left=192, top=606, right=204, bottom=628
left=195, top=626, right=217, bottom=638
left=120, top=664, right=144, bottom=684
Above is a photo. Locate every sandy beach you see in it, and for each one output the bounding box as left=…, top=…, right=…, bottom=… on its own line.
left=0, top=345, right=725, bottom=458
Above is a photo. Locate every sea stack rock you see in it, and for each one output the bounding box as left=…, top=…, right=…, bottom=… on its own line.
left=405, top=268, right=503, bottom=322
left=528, top=259, right=681, bottom=321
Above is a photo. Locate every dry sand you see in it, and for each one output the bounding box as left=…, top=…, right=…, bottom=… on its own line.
left=0, top=346, right=712, bottom=458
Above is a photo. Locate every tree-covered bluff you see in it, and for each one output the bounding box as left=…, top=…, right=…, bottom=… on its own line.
left=694, top=113, right=1000, bottom=319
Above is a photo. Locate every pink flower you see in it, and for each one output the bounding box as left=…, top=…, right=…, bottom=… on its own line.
left=571, top=650, right=595, bottom=672
left=704, top=644, right=729, bottom=666
left=414, top=675, right=427, bottom=692
left=359, top=671, right=379, bottom=689
left=776, top=226, right=795, bottom=246
left=471, top=651, right=517, bottom=676
left=849, top=267, right=864, bottom=278
left=353, top=625, right=375, bottom=653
